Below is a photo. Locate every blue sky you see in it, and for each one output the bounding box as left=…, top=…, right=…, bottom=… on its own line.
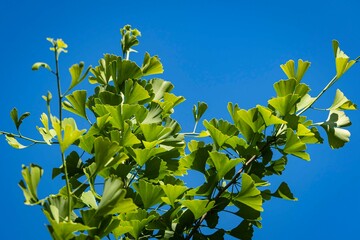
left=1, top=0, right=359, bottom=239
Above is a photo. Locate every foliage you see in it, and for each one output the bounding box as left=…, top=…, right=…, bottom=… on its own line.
left=1, top=25, right=358, bottom=239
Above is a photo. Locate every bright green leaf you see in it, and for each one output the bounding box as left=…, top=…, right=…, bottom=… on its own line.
left=96, top=177, right=137, bottom=216
left=328, top=89, right=357, bottom=110
left=160, top=184, right=187, bottom=207
left=208, top=151, right=244, bottom=180
left=18, top=164, right=43, bottom=205
left=234, top=173, right=263, bottom=212
left=141, top=52, right=164, bottom=76
left=133, top=180, right=164, bottom=209
left=283, top=129, right=310, bottom=160
left=62, top=90, right=88, bottom=119
left=67, top=62, right=91, bottom=93
left=257, top=105, right=287, bottom=126
left=180, top=199, right=215, bottom=219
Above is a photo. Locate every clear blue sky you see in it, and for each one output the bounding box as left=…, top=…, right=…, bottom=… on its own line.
left=1, top=0, right=359, bottom=239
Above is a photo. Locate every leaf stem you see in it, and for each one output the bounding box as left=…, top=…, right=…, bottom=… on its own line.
left=54, top=45, right=72, bottom=222
left=0, top=131, right=51, bottom=144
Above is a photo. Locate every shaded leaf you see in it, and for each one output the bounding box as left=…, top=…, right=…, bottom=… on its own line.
left=320, top=110, right=351, bottom=149
left=272, top=182, right=298, bottom=201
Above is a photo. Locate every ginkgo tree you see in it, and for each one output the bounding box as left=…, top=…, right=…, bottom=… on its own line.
left=1, top=25, right=358, bottom=240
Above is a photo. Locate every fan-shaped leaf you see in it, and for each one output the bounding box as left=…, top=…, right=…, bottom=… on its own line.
left=18, top=164, right=43, bottom=205
left=180, top=199, right=215, bottom=219
left=133, top=180, right=164, bottom=209
left=328, top=89, right=357, bottom=110
left=234, top=173, right=263, bottom=212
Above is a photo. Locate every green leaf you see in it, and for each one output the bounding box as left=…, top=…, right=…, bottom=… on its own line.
left=37, top=113, right=56, bottom=144
left=10, top=108, right=30, bottom=131
left=332, top=40, right=357, bottom=78
left=180, top=199, right=215, bottom=219
left=272, top=182, right=298, bottom=201
left=67, top=62, right=91, bottom=93
left=150, top=78, right=174, bottom=101
left=141, top=52, right=164, bottom=76
left=44, top=210, right=92, bottom=240
left=266, top=157, right=287, bottom=175
left=328, top=89, right=357, bottom=110
left=280, top=59, right=310, bottom=82
left=229, top=220, right=254, bottom=240
left=257, top=105, right=287, bottom=126
left=89, top=54, right=118, bottom=85
left=124, top=79, right=151, bottom=104
left=234, top=173, right=263, bottom=212
left=268, top=94, right=301, bottom=117
left=140, top=123, right=172, bottom=142
left=133, top=179, right=164, bottom=209
left=120, top=25, right=141, bottom=57
left=32, top=62, right=52, bottom=71
left=5, top=135, right=29, bottom=149
left=160, top=183, right=187, bottom=207
left=62, top=90, right=88, bottom=119
left=320, top=110, right=352, bottom=149
left=96, top=177, right=137, bottom=216
left=283, top=129, right=310, bottom=160
left=18, top=164, right=43, bottom=205
left=208, top=152, right=244, bottom=180
left=93, top=137, right=124, bottom=174
left=128, top=147, right=167, bottom=166
left=110, top=59, right=143, bottom=92
left=51, top=116, right=86, bottom=153
left=193, top=101, right=208, bottom=122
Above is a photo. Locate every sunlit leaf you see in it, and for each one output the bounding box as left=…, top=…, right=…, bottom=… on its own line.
left=32, top=62, right=52, bottom=71
left=44, top=210, right=92, bottom=240
left=51, top=117, right=86, bottom=153
left=62, top=90, right=88, bottom=119
left=124, top=79, right=151, bottom=104
left=141, top=52, right=164, bottom=76
left=37, top=113, right=56, bottom=144
left=268, top=94, right=301, bottom=117
left=283, top=129, right=310, bottom=160
left=150, top=78, right=174, bottom=101
left=133, top=179, right=164, bottom=209
left=180, top=199, right=215, bottom=219
left=257, top=105, right=287, bottom=126
left=5, top=135, right=28, bottom=149
left=280, top=59, right=310, bottom=82
left=66, top=62, right=91, bottom=93
left=96, top=177, right=137, bottom=216
left=333, top=40, right=357, bottom=78
left=208, top=151, right=244, bottom=180
left=234, top=173, right=263, bottom=211
left=328, top=89, right=357, bottom=110
left=160, top=183, right=187, bottom=207
left=18, top=164, right=43, bottom=205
